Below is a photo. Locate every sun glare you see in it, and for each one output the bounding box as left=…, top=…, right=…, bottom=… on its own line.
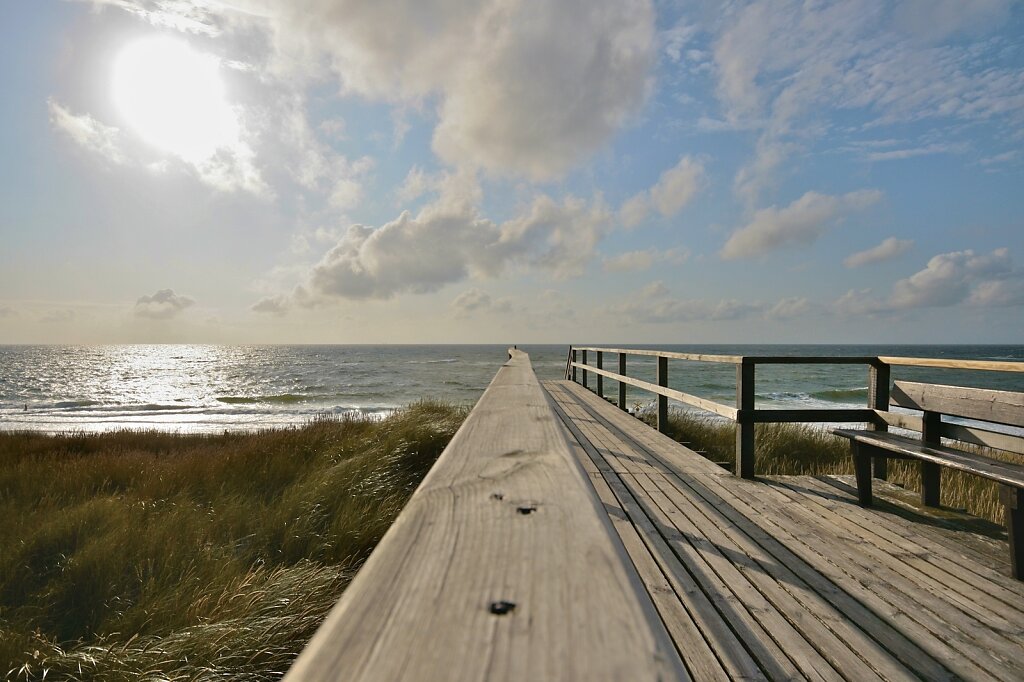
left=112, top=36, right=239, bottom=163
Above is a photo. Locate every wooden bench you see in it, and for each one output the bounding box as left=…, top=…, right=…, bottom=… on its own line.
left=834, top=381, right=1024, bottom=580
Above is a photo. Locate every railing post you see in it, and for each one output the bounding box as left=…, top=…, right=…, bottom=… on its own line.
left=582, top=350, right=588, bottom=389
left=868, top=359, right=891, bottom=480
left=736, top=359, right=755, bottom=479
left=656, top=356, right=668, bottom=434
left=571, top=349, right=577, bottom=382
left=618, top=353, right=627, bottom=411
left=921, top=411, right=942, bottom=507
left=596, top=351, right=604, bottom=399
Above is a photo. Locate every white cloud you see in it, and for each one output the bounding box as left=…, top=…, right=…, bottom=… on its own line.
left=619, top=193, right=650, bottom=229
left=765, top=297, right=813, bottom=319
left=250, top=295, right=289, bottom=316
left=396, top=166, right=443, bottom=205
left=844, top=237, right=913, bottom=268
left=171, top=0, right=656, bottom=181
left=48, top=99, right=126, bottom=164
left=449, top=289, right=513, bottom=318
left=711, top=0, right=1024, bottom=203
left=76, top=0, right=223, bottom=35
left=619, top=155, right=705, bottom=228
left=721, top=189, right=882, bottom=260
left=0, top=306, right=16, bottom=318
left=49, top=98, right=267, bottom=195
left=649, top=156, right=706, bottom=218
left=134, top=289, right=195, bottom=319
left=301, top=174, right=611, bottom=301
left=837, top=247, right=1024, bottom=313
left=639, top=280, right=670, bottom=298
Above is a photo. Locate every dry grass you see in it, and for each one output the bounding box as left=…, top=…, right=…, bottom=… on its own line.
left=650, top=409, right=1020, bottom=525
left=0, top=401, right=466, bottom=681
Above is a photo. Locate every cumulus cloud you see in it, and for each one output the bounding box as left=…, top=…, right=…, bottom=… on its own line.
left=0, top=306, right=18, bottom=318
left=250, top=295, right=289, bottom=316
left=449, top=289, right=513, bottom=318
left=721, top=190, right=881, bottom=260
left=619, top=156, right=705, bottom=228
left=612, top=295, right=765, bottom=324
left=134, top=289, right=195, bottom=319
left=300, top=173, right=611, bottom=301
left=844, top=237, right=913, bottom=268
left=119, top=0, right=655, bottom=181
left=837, top=247, right=1024, bottom=314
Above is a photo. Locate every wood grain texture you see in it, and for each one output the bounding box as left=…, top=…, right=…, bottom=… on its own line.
left=285, top=350, right=687, bottom=682
left=546, top=380, right=1024, bottom=681
left=833, top=430, right=1024, bottom=489
left=891, top=381, right=1024, bottom=428
left=879, top=356, right=1024, bottom=373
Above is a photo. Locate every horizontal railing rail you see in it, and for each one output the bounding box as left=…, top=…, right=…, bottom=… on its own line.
left=565, top=346, right=1024, bottom=479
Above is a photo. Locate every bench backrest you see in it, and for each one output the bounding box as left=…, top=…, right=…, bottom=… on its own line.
left=891, top=381, right=1024, bottom=428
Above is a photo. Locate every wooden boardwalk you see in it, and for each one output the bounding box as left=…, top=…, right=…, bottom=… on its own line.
left=544, top=378, right=1024, bottom=681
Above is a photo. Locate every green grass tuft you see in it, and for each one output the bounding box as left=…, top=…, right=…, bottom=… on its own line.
left=0, top=401, right=467, bottom=681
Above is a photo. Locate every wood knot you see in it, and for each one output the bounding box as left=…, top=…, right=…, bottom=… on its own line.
left=490, top=492, right=504, bottom=501
left=489, top=600, right=516, bottom=615
left=517, top=505, right=537, bottom=515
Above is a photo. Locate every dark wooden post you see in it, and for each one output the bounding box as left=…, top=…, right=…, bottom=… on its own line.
left=618, top=353, right=627, bottom=411
left=921, top=411, right=942, bottom=507
left=582, top=350, right=588, bottom=389
left=1000, top=485, right=1023, bottom=580
left=736, top=359, right=755, bottom=479
left=656, top=356, right=668, bottom=433
left=596, top=351, right=604, bottom=399
left=571, top=349, right=577, bottom=382
left=868, top=360, right=891, bottom=480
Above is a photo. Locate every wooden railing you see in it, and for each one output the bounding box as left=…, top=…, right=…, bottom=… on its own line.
left=565, top=346, right=1024, bottom=479
left=286, top=348, right=686, bottom=681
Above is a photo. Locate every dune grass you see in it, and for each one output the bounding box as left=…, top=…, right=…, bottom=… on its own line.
left=647, top=409, right=1018, bottom=525
left=0, top=401, right=466, bottom=681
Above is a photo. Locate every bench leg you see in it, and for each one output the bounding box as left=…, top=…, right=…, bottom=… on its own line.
left=853, top=443, right=872, bottom=507
left=920, top=462, right=941, bottom=507
left=873, top=456, right=887, bottom=481
left=1001, top=486, right=1023, bottom=581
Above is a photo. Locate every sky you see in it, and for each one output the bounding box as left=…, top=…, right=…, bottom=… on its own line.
left=1, top=0, right=1023, bottom=344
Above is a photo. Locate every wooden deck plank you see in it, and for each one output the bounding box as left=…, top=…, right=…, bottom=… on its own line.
left=556, top=384, right=846, bottom=681
left=547, top=379, right=1024, bottom=682
left=816, top=474, right=1012, bottom=569
left=549, top=383, right=923, bottom=682
left=545, top=383, right=768, bottom=681
left=284, top=355, right=688, bottom=682
left=552, top=404, right=731, bottom=681
left=792, top=475, right=1024, bottom=613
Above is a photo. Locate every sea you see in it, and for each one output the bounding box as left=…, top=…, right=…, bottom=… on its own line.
left=1, top=344, right=1022, bottom=434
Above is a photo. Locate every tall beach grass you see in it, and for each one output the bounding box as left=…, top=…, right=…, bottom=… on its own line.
left=646, top=408, right=1020, bottom=525
left=1, top=401, right=466, bottom=681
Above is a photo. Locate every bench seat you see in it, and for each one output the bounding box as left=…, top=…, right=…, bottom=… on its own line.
left=833, top=427, right=1024, bottom=580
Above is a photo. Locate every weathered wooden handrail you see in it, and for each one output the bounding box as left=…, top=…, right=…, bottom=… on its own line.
left=287, top=348, right=687, bottom=681
left=566, top=346, right=1024, bottom=480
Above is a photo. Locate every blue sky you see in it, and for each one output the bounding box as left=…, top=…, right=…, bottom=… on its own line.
left=1, top=0, right=1023, bottom=343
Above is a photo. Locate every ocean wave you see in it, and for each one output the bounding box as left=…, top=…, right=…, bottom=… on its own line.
left=216, top=394, right=308, bottom=405
left=52, top=400, right=101, bottom=409
left=810, top=387, right=869, bottom=402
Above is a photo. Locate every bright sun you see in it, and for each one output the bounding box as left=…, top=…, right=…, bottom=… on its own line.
left=112, top=36, right=239, bottom=163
